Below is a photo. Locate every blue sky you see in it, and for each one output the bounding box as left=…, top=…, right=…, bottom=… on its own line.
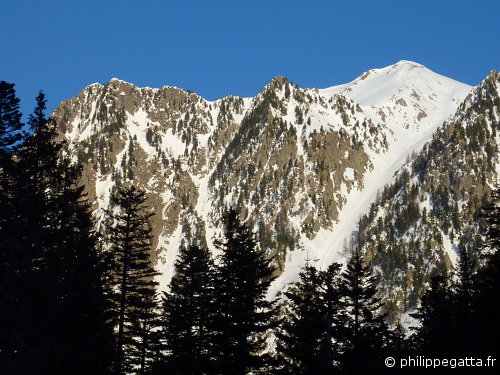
left=2, top=0, right=498, bottom=117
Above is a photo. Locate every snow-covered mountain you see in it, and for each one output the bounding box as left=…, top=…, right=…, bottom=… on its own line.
left=52, top=61, right=497, bottom=310
left=357, top=70, right=499, bottom=319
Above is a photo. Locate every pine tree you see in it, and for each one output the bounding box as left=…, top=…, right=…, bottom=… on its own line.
left=42, top=158, right=115, bottom=375
left=106, top=186, right=160, bottom=375
left=318, top=262, right=345, bottom=371
left=128, top=296, right=161, bottom=375
left=161, top=244, right=215, bottom=374
left=0, top=80, right=23, bottom=157
left=275, top=263, right=337, bottom=374
left=449, top=240, right=478, bottom=355
left=0, top=83, right=24, bottom=370
left=473, top=186, right=500, bottom=358
left=0, top=92, right=114, bottom=375
left=410, top=273, right=454, bottom=356
left=0, top=82, right=23, bottom=373
left=211, top=208, right=275, bottom=375
left=339, top=247, right=389, bottom=372
left=388, top=322, right=410, bottom=358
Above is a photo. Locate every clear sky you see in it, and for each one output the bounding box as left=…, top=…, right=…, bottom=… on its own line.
left=2, top=0, right=498, bottom=117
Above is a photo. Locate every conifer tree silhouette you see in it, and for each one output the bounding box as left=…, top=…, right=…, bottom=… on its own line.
left=339, top=247, right=389, bottom=372
left=276, top=262, right=338, bottom=374
left=474, top=187, right=500, bottom=358
left=1, top=91, right=114, bottom=375
left=0, top=81, right=23, bottom=157
left=211, top=208, right=275, bottom=375
left=161, top=244, right=215, bottom=374
left=106, top=186, right=160, bottom=375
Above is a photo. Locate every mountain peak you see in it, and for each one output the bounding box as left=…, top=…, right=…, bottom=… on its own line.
left=269, top=75, right=288, bottom=85
left=106, top=77, right=137, bottom=90
left=319, top=60, right=471, bottom=108
left=393, top=60, right=425, bottom=69
left=263, top=75, right=291, bottom=93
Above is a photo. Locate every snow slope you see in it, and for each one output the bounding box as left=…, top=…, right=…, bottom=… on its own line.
left=269, top=61, right=472, bottom=297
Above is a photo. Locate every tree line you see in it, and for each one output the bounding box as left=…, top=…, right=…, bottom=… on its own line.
left=1, top=81, right=499, bottom=374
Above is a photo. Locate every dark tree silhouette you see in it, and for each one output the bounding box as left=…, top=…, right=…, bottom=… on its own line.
left=473, top=187, right=500, bottom=358
left=0, top=83, right=24, bottom=366
left=211, top=208, right=275, bottom=375
left=449, top=241, right=478, bottom=355
left=106, top=186, right=160, bottom=375
left=410, top=274, right=454, bottom=356
left=0, top=92, right=114, bottom=375
left=339, top=248, right=389, bottom=372
left=275, top=263, right=338, bottom=374
left=161, top=244, right=215, bottom=374
left=0, top=80, right=23, bottom=156
left=318, top=262, right=345, bottom=371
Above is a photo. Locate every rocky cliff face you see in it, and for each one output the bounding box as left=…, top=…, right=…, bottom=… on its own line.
left=51, top=61, right=482, bottom=300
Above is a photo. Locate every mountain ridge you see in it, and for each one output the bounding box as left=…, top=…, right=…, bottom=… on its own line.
left=77, top=60, right=470, bottom=106
left=51, top=62, right=491, bottom=305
